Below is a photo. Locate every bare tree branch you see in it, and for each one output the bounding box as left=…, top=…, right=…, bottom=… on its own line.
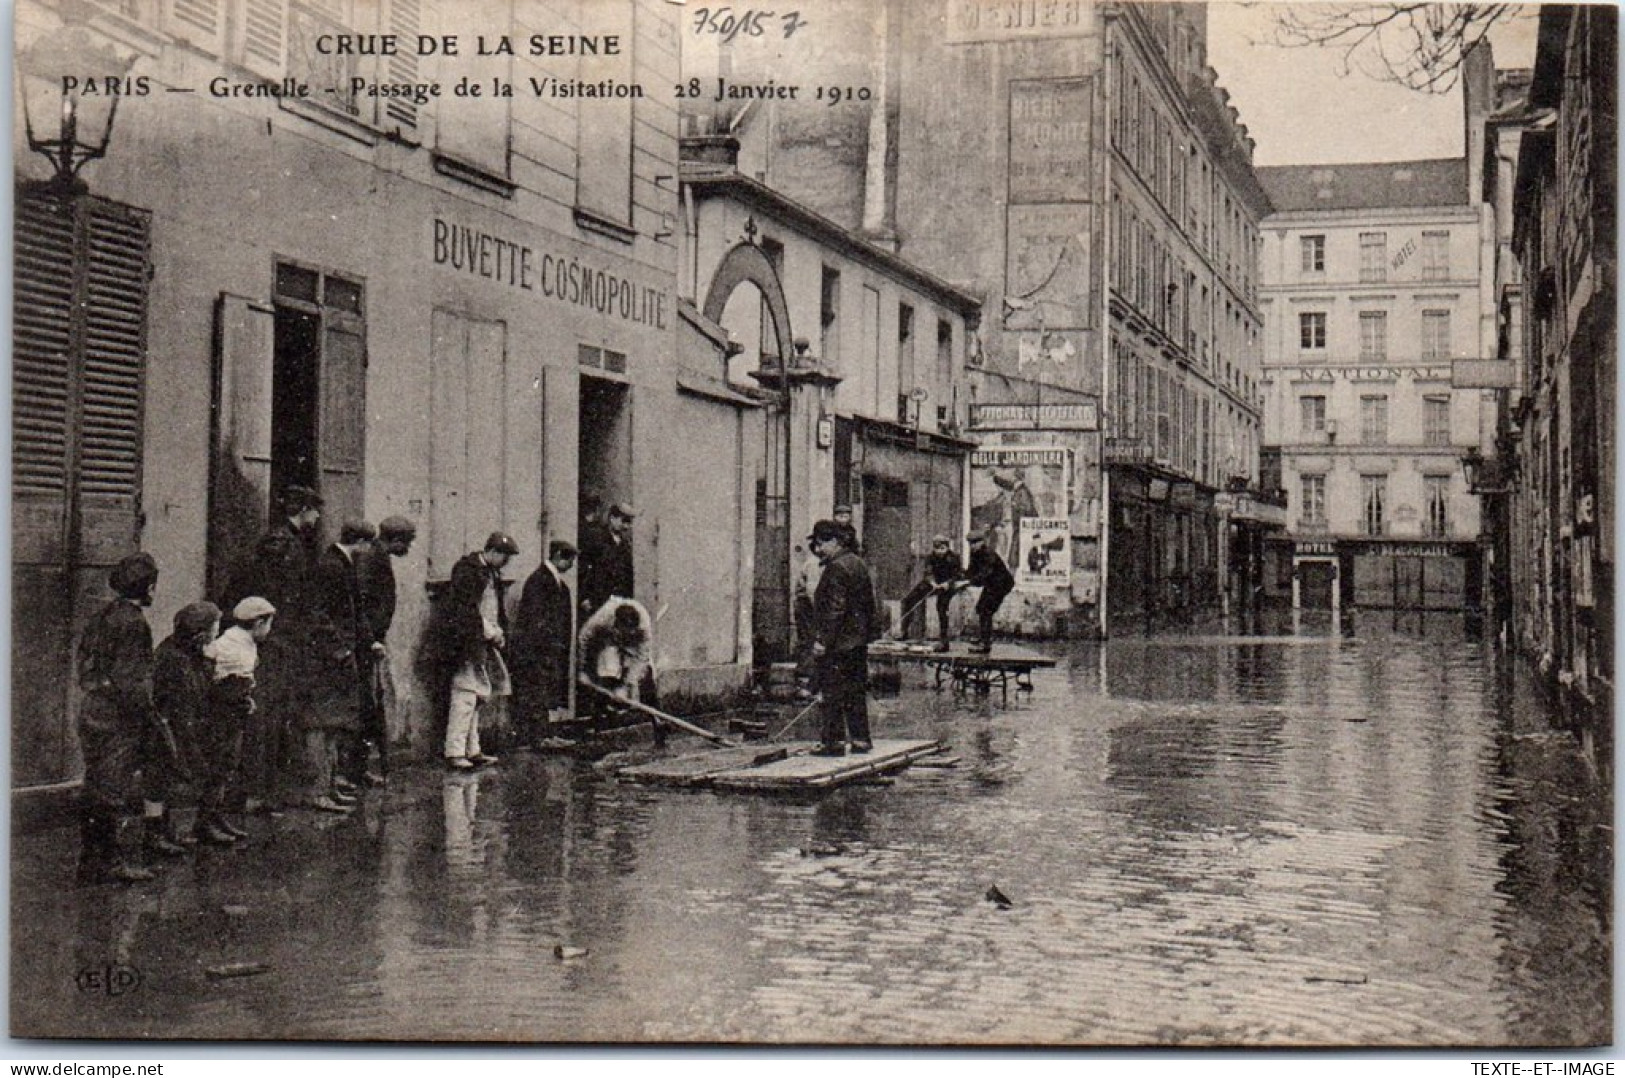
left=1257, top=4, right=1521, bottom=93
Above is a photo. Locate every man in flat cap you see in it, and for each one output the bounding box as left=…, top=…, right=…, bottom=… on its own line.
left=350, top=515, right=415, bottom=786
left=579, top=501, right=635, bottom=620
left=75, top=553, right=161, bottom=882
left=512, top=539, right=578, bottom=747
left=300, top=520, right=376, bottom=813
left=148, top=600, right=220, bottom=855
left=221, top=484, right=324, bottom=811
left=430, top=532, right=518, bottom=770
left=199, top=597, right=276, bottom=843
left=809, top=520, right=880, bottom=757
left=963, top=531, right=1015, bottom=654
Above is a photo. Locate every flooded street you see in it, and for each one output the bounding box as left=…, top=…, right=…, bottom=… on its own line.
left=12, top=627, right=1610, bottom=1046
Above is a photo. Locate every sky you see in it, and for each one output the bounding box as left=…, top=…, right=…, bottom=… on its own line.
left=1206, top=2, right=1542, bottom=166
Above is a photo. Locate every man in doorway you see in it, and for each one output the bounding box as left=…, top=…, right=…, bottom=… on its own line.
left=512, top=540, right=577, bottom=746
left=579, top=502, right=635, bottom=619
left=349, top=515, right=415, bottom=786
left=431, top=532, right=517, bottom=771
left=222, top=484, right=324, bottom=812
left=809, top=519, right=879, bottom=757
left=963, top=531, right=1016, bottom=654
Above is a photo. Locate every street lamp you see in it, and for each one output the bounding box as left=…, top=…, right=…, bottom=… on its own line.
left=1461, top=445, right=1515, bottom=495
left=18, top=26, right=129, bottom=193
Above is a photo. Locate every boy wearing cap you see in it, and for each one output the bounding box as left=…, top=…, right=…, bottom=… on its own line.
left=76, top=553, right=161, bottom=883
left=963, top=532, right=1015, bottom=654
left=579, top=502, right=635, bottom=619
left=433, top=532, right=517, bottom=770
left=199, top=597, right=275, bottom=843
left=809, top=520, right=880, bottom=756
left=898, top=535, right=964, bottom=652
left=147, top=600, right=221, bottom=856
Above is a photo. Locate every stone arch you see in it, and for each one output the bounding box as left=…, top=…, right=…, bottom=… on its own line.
left=701, top=242, right=794, bottom=368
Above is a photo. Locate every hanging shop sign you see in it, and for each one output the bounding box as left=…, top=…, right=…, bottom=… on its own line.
left=969, top=401, right=1098, bottom=431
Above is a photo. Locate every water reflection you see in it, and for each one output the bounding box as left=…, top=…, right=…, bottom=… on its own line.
left=9, top=623, right=1610, bottom=1045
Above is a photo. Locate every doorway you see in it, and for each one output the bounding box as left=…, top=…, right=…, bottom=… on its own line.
left=1298, top=560, right=1337, bottom=609
left=579, top=374, right=633, bottom=544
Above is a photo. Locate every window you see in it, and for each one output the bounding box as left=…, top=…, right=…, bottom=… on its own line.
left=1299, top=395, right=1327, bottom=436
left=820, top=266, right=841, bottom=366
left=1360, top=395, right=1389, bottom=444
left=1359, top=232, right=1387, bottom=282
left=1358, top=311, right=1388, bottom=360
left=574, top=0, right=636, bottom=234
left=284, top=0, right=423, bottom=136
left=897, top=304, right=916, bottom=423
left=1421, top=231, right=1450, bottom=280
left=1421, top=309, right=1452, bottom=359
left=1424, top=395, right=1451, bottom=446
left=1300, top=234, right=1325, bottom=274
left=1300, top=474, right=1326, bottom=526
left=1299, top=312, right=1327, bottom=351
left=1424, top=475, right=1450, bottom=537
left=1362, top=475, right=1387, bottom=536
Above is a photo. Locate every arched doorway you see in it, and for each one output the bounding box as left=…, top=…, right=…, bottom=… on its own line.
left=702, top=242, right=795, bottom=664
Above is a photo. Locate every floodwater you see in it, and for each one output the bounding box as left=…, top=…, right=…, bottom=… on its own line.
left=12, top=621, right=1611, bottom=1045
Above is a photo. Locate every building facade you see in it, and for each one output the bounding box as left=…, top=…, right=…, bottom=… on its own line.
left=11, top=0, right=756, bottom=787
left=674, top=0, right=1274, bottom=638
left=1502, top=5, right=1616, bottom=751
left=1257, top=159, right=1492, bottom=620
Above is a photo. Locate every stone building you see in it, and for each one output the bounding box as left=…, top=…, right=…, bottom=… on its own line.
left=676, top=0, right=1274, bottom=637
left=1256, top=157, right=1493, bottom=621
left=10, top=0, right=752, bottom=787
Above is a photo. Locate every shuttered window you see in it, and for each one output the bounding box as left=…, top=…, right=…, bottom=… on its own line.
left=13, top=190, right=150, bottom=564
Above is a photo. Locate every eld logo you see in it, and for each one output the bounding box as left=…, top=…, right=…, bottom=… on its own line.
left=76, top=964, right=142, bottom=997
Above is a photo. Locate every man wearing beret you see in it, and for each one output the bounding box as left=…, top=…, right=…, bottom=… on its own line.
left=809, top=519, right=880, bottom=757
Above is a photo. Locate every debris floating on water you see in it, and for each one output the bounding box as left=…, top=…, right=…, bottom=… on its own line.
left=221, top=905, right=250, bottom=918
left=205, top=961, right=270, bottom=980
left=554, top=945, right=589, bottom=961
left=985, top=884, right=1013, bottom=909
left=800, top=842, right=845, bottom=858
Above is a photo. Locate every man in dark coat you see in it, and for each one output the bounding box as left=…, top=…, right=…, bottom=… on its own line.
left=221, top=484, right=323, bottom=811
left=147, top=600, right=221, bottom=857
left=301, top=520, right=375, bottom=813
left=429, top=532, right=518, bottom=769
left=898, top=534, right=964, bottom=651
left=964, top=531, right=1016, bottom=654
left=76, top=553, right=161, bottom=883
left=809, top=519, right=879, bottom=757
left=578, top=502, right=635, bottom=619
left=349, top=515, right=415, bottom=785
left=511, top=540, right=577, bottom=746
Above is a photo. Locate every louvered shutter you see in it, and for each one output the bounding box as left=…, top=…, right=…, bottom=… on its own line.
left=164, top=0, right=228, bottom=53
left=382, top=0, right=422, bottom=135
left=318, top=314, right=367, bottom=541
left=13, top=192, right=75, bottom=565
left=209, top=294, right=275, bottom=598
left=236, top=0, right=288, bottom=78
left=77, top=198, right=150, bottom=565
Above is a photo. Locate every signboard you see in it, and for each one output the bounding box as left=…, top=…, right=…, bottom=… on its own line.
left=1017, top=517, right=1071, bottom=586
left=970, top=401, right=1098, bottom=431
left=1005, top=205, right=1093, bottom=329
left=969, top=446, right=1071, bottom=582
left=946, top=0, right=1093, bottom=44
left=1009, top=79, right=1092, bottom=204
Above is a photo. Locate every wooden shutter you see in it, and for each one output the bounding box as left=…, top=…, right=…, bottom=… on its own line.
left=429, top=309, right=470, bottom=576
left=77, top=198, right=150, bottom=565
left=210, top=293, right=275, bottom=597
left=381, top=0, right=422, bottom=135
left=164, top=0, right=228, bottom=53
left=235, top=0, right=288, bottom=78
left=13, top=191, right=76, bottom=566
left=319, top=312, right=367, bottom=540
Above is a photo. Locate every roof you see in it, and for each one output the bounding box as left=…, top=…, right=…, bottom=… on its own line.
left=681, top=163, right=984, bottom=320
left=1257, top=159, right=1467, bottom=213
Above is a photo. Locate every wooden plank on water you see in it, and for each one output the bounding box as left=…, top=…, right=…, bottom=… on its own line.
left=617, top=744, right=790, bottom=786
left=710, top=739, right=943, bottom=791
left=870, top=642, right=1058, bottom=670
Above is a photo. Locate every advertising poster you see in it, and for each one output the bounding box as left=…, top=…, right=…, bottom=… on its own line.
left=968, top=447, right=1071, bottom=575
left=1017, top=516, right=1071, bottom=587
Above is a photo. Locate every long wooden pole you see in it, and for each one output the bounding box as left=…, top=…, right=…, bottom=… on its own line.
left=577, top=677, right=738, bottom=747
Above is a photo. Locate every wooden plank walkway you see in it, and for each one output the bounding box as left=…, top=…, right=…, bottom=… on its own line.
left=617, top=738, right=943, bottom=791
